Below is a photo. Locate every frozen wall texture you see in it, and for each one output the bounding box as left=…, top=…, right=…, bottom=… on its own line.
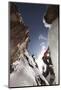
left=43, top=5, right=59, bottom=84
left=48, top=18, right=58, bottom=84
left=9, top=2, right=59, bottom=87
left=9, top=3, right=49, bottom=87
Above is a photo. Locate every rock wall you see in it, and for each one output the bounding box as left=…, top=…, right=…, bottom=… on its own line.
left=43, top=5, right=59, bottom=84
left=10, top=3, right=29, bottom=64
left=48, top=18, right=58, bottom=84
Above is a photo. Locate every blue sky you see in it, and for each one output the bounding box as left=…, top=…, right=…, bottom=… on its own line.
left=16, top=3, right=48, bottom=56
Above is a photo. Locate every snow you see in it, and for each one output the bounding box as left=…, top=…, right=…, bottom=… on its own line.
left=36, top=45, right=47, bottom=73
left=43, top=17, right=59, bottom=84
left=43, top=18, right=51, bottom=28
left=10, top=51, right=37, bottom=87
left=10, top=49, right=49, bottom=87
left=48, top=18, right=58, bottom=84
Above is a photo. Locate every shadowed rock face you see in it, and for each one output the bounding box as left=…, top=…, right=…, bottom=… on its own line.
left=10, top=3, right=29, bottom=47
left=44, top=5, right=59, bottom=24
left=43, top=5, right=59, bottom=84
left=10, top=3, right=29, bottom=64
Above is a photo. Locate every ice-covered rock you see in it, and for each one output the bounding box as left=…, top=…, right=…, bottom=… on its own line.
left=9, top=3, right=49, bottom=87
left=10, top=49, right=49, bottom=87
left=43, top=5, right=59, bottom=84
left=10, top=51, right=37, bottom=87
